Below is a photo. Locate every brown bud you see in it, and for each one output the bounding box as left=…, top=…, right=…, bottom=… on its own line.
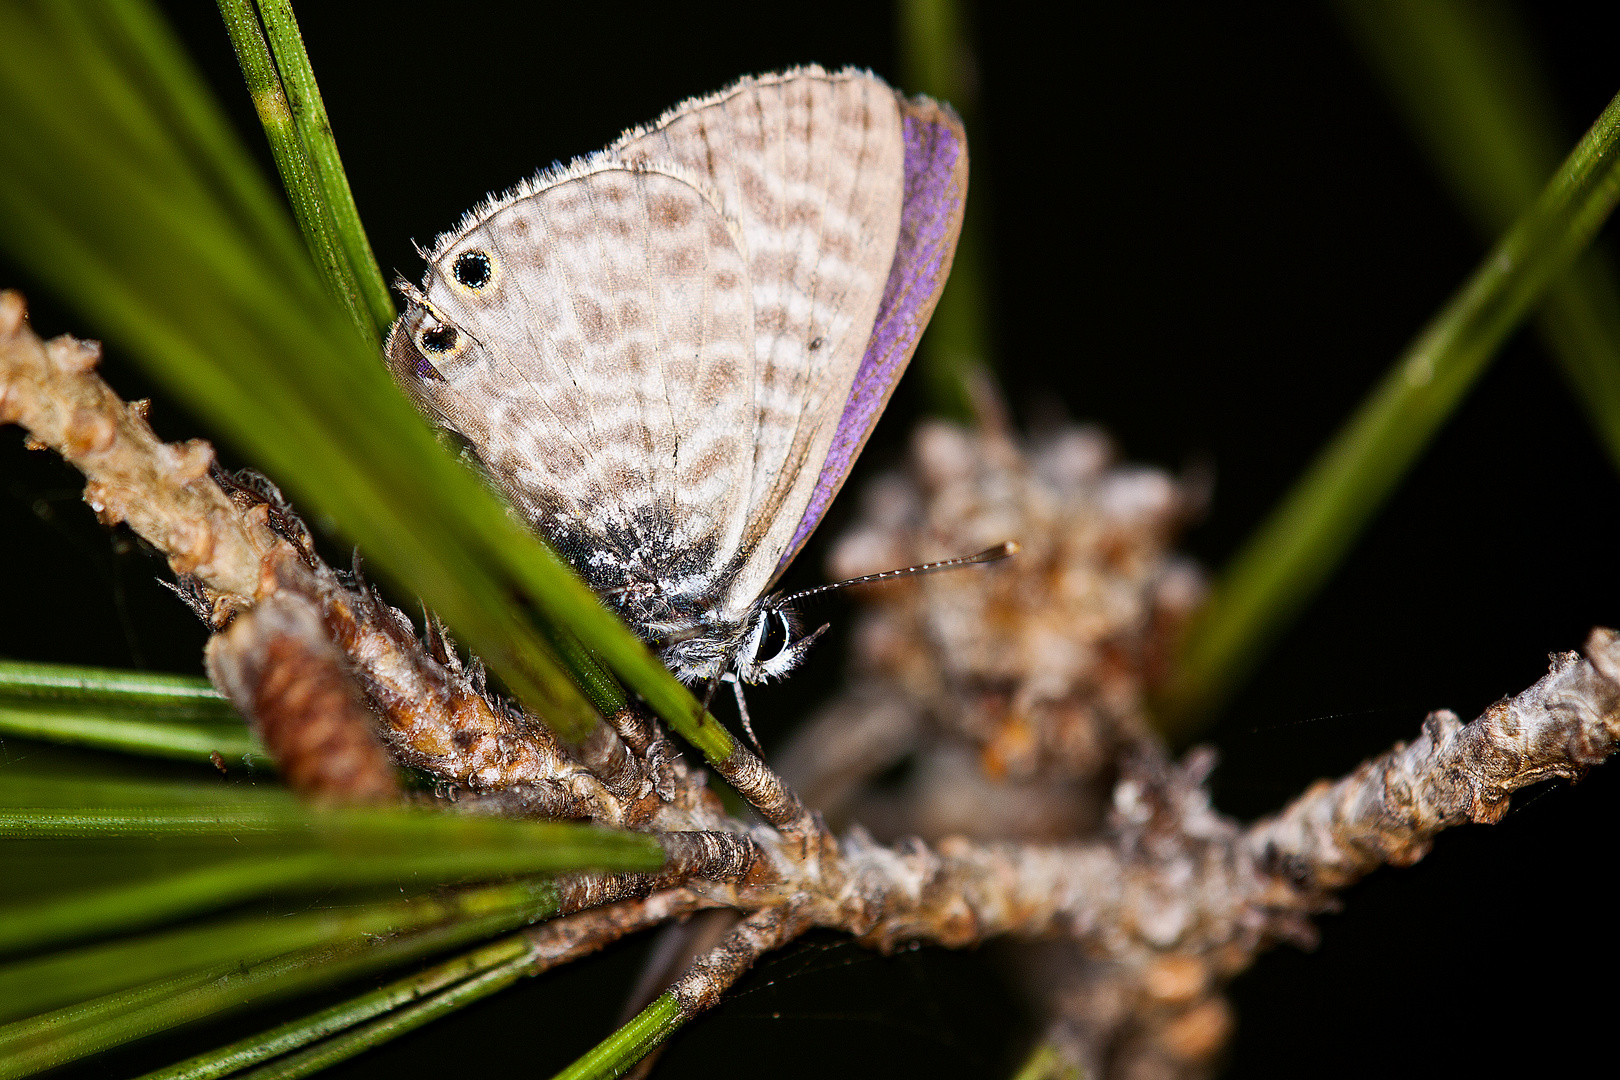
left=161, top=439, right=215, bottom=485
left=82, top=480, right=126, bottom=525
left=206, top=592, right=399, bottom=804
left=0, top=290, right=25, bottom=335
left=166, top=519, right=216, bottom=576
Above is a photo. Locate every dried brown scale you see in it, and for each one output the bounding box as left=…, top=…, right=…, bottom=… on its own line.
left=609, top=707, right=656, bottom=755
left=424, top=781, right=606, bottom=821
left=575, top=719, right=655, bottom=808
left=0, top=291, right=266, bottom=606
left=205, top=592, right=399, bottom=803
left=713, top=745, right=816, bottom=839
left=610, top=706, right=681, bottom=803
left=657, top=828, right=761, bottom=882
left=554, top=874, right=667, bottom=915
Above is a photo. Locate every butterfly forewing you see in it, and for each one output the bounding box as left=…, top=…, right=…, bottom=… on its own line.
left=613, top=68, right=906, bottom=615
left=773, top=95, right=970, bottom=577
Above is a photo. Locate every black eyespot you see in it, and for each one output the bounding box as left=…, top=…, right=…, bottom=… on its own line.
left=808, top=336, right=826, bottom=351
left=420, top=325, right=459, bottom=354
left=755, top=610, right=791, bottom=663
left=453, top=250, right=491, bottom=289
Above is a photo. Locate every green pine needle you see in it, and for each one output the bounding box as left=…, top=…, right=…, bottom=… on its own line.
left=251, top=0, right=396, bottom=340
left=133, top=931, right=537, bottom=1080
left=1159, top=79, right=1620, bottom=734
left=1340, top=0, right=1620, bottom=476
left=549, top=991, right=686, bottom=1080
left=213, top=0, right=371, bottom=345
left=0, top=0, right=735, bottom=761
left=0, top=881, right=552, bottom=1023
left=0, top=903, right=546, bottom=1080
left=0, top=706, right=262, bottom=765
left=189, top=951, right=534, bottom=1080
left=0, top=660, right=262, bottom=764
left=0, top=660, right=234, bottom=718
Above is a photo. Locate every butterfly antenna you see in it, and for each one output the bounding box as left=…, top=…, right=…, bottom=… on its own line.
left=726, top=674, right=765, bottom=756
left=780, top=541, right=1020, bottom=605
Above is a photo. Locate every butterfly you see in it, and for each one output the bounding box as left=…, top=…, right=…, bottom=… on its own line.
left=385, top=66, right=968, bottom=691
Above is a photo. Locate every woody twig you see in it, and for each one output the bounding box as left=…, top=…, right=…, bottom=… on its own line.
left=10, top=291, right=1620, bottom=1077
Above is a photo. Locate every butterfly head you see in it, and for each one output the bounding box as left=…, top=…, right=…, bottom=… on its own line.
left=735, top=599, right=829, bottom=684
left=655, top=598, right=828, bottom=687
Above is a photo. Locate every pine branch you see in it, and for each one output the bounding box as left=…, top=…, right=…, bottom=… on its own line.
left=0, top=292, right=266, bottom=605
left=15, top=299, right=1620, bottom=1075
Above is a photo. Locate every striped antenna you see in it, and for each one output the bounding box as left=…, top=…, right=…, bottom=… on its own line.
left=780, top=541, right=1019, bottom=605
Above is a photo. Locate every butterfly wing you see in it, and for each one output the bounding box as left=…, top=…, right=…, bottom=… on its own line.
left=612, top=67, right=908, bottom=616
left=388, top=69, right=967, bottom=655
left=386, top=161, right=758, bottom=624
left=771, top=94, right=970, bottom=577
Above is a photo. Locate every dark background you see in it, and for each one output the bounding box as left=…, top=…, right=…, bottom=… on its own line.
left=4, top=2, right=1619, bottom=1076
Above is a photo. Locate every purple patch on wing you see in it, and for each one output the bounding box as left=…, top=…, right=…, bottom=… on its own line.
left=774, top=102, right=969, bottom=575
left=415, top=357, right=435, bottom=378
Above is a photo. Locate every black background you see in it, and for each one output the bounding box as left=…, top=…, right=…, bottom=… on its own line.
left=4, top=3, right=1620, bottom=1077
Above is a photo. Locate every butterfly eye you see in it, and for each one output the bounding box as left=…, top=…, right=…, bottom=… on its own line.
left=420, top=325, right=459, bottom=354
left=453, top=250, right=492, bottom=289
left=753, top=610, right=792, bottom=663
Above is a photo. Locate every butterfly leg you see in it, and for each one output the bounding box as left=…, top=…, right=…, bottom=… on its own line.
left=699, top=670, right=724, bottom=711
left=725, top=672, right=765, bottom=755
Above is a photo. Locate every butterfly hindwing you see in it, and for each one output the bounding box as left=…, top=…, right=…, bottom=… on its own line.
left=386, top=162, right=757, bottom=610
left=387, top=68, right=967, bottom=679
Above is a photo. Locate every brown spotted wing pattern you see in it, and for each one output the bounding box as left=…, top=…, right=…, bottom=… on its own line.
left=387, top=68, right=915, bottom=682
